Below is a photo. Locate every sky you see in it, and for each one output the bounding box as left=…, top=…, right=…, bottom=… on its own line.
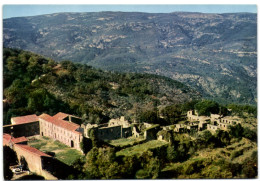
left=3, top=4, right=257, bottom=19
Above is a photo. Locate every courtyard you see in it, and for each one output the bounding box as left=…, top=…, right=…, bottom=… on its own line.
left=27, top=135, right=83, bottom=166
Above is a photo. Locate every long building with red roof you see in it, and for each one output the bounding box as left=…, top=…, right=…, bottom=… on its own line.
left=39, top=112, right=83, bottom=151
left=11, top=114, right=38, bottom=125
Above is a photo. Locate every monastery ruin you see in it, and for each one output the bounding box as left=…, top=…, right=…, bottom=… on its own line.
left=3, top=109, right=241, bottom=179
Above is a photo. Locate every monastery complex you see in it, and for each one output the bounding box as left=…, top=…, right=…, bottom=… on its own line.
left=3, top=110, right=241, bottom=179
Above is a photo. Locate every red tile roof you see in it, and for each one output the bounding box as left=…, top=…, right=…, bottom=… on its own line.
left=40, top=113, right=81, bottom=134
left=39, top=113, right=52, bottom=120
left=15, top=144, right=51, bottom=157
left=52, top=112, right=69, bottom=120
left=11, top=114, right=38, bottom=125
left=11, top=136, right=28, bottom=144
left=3, top=134, right=28, bottom=145
left=3, top=134, right=12, bottom=145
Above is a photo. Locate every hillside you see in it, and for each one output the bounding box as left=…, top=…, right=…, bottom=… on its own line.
left=3, top=12, right=257, bottom=104
left=3, top=48, right=200, bottom=125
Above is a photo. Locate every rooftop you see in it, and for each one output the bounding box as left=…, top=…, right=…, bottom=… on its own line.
left=15, top=144, right=51, bottom=157
left=3, top=134, right=28, bottom=145
left=3, top=133, right=12, bottom=145
left=39, top=113, right=81, bottom=134
left=11, top=136, right=28, bottom=144
left=11, top=114, right=38, bottom=125
left=52, top=112, right=69, bottom=120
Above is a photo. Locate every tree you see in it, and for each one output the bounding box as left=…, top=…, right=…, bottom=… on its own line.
left=136, top=151, right=161, bottom=179
left=241, top=151, right=257, bottom=178
left=195, top=100, right=219, bottom=116
left=161, top=104, right=182, bottom=124
left=167, top=145, right=179, bottom=162
left=89, top=129, right=98, bottom=147
left=139, top=110, right=158, bottom=124
left=181, top=100, right=199, bottom=112
left=80, top=137, right=92, bottom=154
left=243, top=127, right=257, bottom=142
left=229, top=123, right=244, bottom=139
left=215, top=130, right=230, bottom=147
left=167, top=142, right=188, bottom=162
left=84, top=147, right=121, bottom=179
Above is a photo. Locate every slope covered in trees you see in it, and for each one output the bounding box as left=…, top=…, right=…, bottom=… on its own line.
left=3, top=48, right=200, bottom=125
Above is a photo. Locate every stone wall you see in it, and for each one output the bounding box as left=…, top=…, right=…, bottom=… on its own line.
left=97, top=126, right=122, bottom=140
left=3, top=122, right=39, bottom=138
left=144, top=125, right=160, bottom=140
left=13, top=144, right=57, bottom=180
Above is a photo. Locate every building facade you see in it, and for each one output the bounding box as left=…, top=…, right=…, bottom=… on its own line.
left=39, top=113, right=83, bottom=151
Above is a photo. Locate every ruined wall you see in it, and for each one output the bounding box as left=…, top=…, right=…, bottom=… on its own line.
left=144, top=125, right=160, bottom=141
left=122, top=127, right=132, bottom=138
left=3, top=122, right=39, bottom=138
left=207, top=124, right=218, bottom=132
left=97, top=126, right=122, bottom=140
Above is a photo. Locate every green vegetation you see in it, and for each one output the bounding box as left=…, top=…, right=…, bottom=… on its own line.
left=227, top=104, right=257, bottom=118
left=194, top=100, right=220, bottom=116
left=2, top=48, right=257, bottom=179
left=116, top=140, right=168, bottom=157
left=4, top=12, right=257, bottom=104
left=161, top=138, right=257, bottom=179
left=28, top=136, right=82, bottom=166
left=55, top=149, right=83, bottom=166
left=109, top=137, right=145, bottom=147
left=80, top=137, right=92, bottom=154
left=3, top=48, right=198, bottom=125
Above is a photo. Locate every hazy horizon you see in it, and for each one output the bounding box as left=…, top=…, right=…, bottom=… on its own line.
left=3, top=4, right=257, bottom=19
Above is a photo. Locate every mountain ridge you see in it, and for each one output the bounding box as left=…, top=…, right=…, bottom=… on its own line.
left=3, top=11, right=257, bottom=104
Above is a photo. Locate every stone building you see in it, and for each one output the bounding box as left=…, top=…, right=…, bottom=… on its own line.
left=13, top=144, right=57, bottom=180
left=144, top=125, right=160, bottom=140
left=174, top=124, right=185, bottom=133
left=108, top=116, right=130, bottom=128
left=11, top=114, right=38, bottom=125
left=218, top=123, right=229, bottom=130
left=85, top=124, right=132, bottom=141
left=198, top=121, right=209, bottom=131
left=53, top=112, right=82, bottom=125
left=81, top=123, right=98, bottom=138
left=207, top=124, right=219, bottom=132
left=187, top=110, right=210, bottom=122
left=219, top=116, right=239, bottom=125
left=82, top=117, right=132, bottom=141
left=3, top=133, right=28, bottom=148
left=132, top=125, right=141, bottom=138
left=3, top=115, right=39, bottom=138
left=39, top=113, right=83, bottom=151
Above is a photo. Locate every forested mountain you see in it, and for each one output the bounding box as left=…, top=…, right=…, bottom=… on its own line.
left=3, top=48, right=200, bottom=125
left=3, top=12, right=257, bottom=104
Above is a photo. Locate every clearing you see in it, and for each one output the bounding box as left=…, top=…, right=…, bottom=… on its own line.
left=116, top=140, right=168, bottom=157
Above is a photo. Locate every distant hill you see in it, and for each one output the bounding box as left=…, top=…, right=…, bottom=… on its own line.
left=3, top=12, right=257, bottom=104
left=3, top=48, right=199, bottom=125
